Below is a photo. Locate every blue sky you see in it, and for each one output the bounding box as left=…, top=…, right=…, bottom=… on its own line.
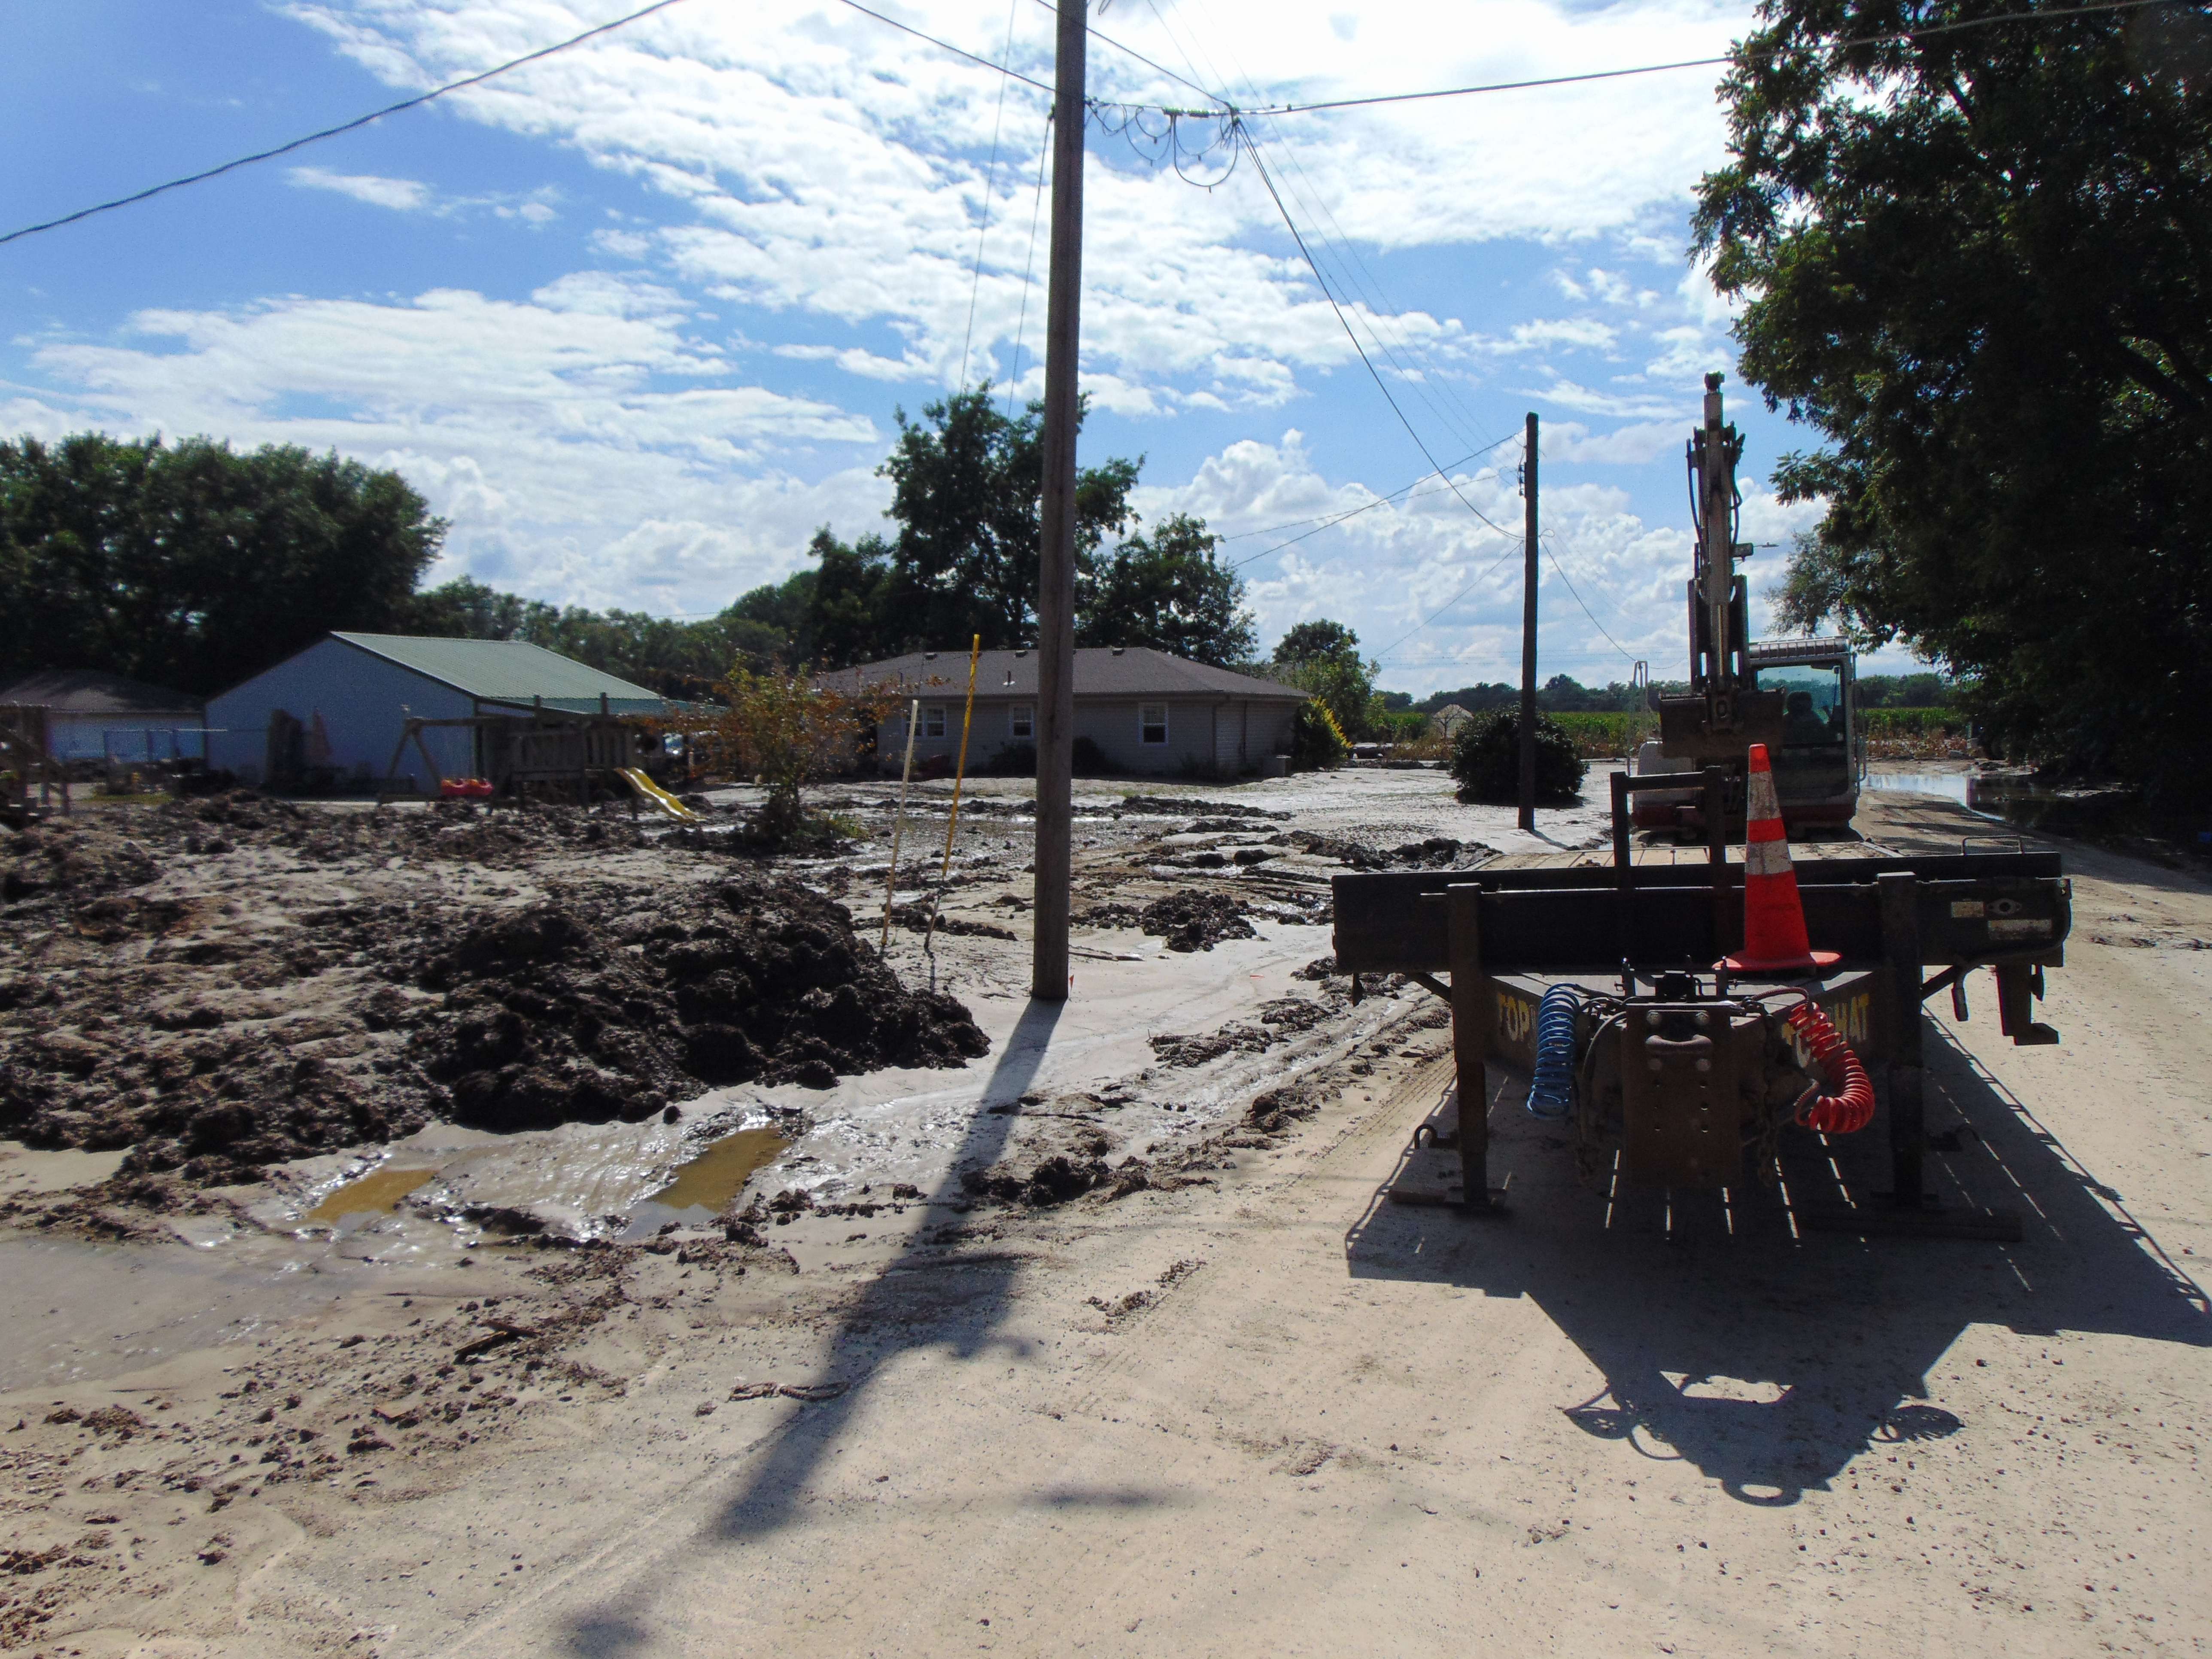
left=1, top=0, right=1905, bottom=695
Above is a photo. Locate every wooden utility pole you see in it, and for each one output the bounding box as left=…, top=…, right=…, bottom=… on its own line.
left=1031, top=0, right=1086, bottom=1001
left=1517, top=411, right=1539, bottom=832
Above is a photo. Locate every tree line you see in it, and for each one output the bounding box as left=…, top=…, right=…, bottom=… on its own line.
left=1413, top=671, right=1953, bottom=717
left=0, top=390, right=1258, bottom=702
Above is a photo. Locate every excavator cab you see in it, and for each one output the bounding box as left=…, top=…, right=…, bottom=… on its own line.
left=1748, top=638, right=1859, bottom=833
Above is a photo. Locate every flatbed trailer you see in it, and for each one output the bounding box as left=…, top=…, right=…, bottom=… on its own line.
left=1331, top=773, right=2069, bottom=1241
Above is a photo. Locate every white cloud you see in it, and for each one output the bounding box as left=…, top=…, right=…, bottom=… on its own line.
left=270, top=0, right=1756, bottom=411
left=287, top=166, right=432, bottom=210
left=21, top=280, right=885, bottom=611
left=1145, top=428, right=1709, bottom=684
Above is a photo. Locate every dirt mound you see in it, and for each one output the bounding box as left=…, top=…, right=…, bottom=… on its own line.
left=412, top=878, right=989, bottom=1132
left=0, top=801, right=990, bottom=1182
left=1139, top=892, right=1256, bottom=952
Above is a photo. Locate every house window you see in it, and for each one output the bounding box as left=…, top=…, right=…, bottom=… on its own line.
left=923, top=705, right=947, bottom=739
left=1139, top=704, right=1168, bottom=745
left=1009, top=704, right=1034, bottom=740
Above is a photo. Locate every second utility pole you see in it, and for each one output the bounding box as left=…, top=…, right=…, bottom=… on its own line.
left=1517, top=411, right=1539, bottom=832
left=1031, top=0, right=1086, bottom=1001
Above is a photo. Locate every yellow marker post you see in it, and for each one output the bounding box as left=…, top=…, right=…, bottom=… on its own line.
left=923, top=636, right=983, bottom=958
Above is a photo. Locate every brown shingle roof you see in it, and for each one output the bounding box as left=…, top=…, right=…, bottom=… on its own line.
left=816, top=647, right=1307, bottom=702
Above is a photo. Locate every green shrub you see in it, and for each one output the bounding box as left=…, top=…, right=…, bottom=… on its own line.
left=1291, top=702, right=1349, bottom=770
left=1450, top=709, right=1586, bottom=805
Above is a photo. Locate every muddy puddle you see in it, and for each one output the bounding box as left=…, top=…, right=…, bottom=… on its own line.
left=623, top=1127, right=790, bottom=1237
left=305, top=1164, right=438, bottom=1224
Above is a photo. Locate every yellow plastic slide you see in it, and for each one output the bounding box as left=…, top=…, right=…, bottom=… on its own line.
left=617, top=768, right=702, bottom=823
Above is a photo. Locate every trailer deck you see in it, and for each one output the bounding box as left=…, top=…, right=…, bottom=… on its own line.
left=1332, top=815, right=2069, bottom=1240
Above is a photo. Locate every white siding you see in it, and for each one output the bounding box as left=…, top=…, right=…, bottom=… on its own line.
left=206, top=638, right=474, bottom=787
left=879, top=693, right=1301, bottom=777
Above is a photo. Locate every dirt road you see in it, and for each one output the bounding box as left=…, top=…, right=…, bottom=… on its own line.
left=3, top=780, right=2206, bottom=1656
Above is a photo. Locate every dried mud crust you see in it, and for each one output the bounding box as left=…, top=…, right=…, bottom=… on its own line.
left=0, top=799, right=988, bottom=1185
left=0, top=1234, right=784, bottom=1646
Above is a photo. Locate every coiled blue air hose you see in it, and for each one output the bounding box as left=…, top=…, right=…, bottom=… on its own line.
left=1525, top=983, right=1580, bottom=1120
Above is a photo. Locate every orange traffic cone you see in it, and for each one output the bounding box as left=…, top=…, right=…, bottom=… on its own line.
left=1722, top=743, right=1839, bottom=976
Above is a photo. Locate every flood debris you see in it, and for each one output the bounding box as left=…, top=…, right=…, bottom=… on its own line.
left=1138, top=891, right=1256, bottom=951
left=0, top=801, right=988, bottom=1185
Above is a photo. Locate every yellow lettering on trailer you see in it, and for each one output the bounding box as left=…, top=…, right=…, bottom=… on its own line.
left=1496, top=991, right=1534, bottom=1049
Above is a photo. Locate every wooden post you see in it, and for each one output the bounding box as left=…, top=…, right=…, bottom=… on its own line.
left=1517, top=411, right=1539, bottom=832
left=1030, top=0, right=1086, bottom=1003
left=1447, top=882, right=1499, bottom=1211
left=1877, top=871, right=1926, bottom=1209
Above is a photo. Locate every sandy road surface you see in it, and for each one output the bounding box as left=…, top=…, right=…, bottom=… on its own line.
left=3, top=779, right=2208, bottom=1657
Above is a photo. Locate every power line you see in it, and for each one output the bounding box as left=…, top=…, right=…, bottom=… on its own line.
left=0, top=0, right=698, bottom=247
left=1368, top=539, right=1526, bottom=662
left=1218, top=439, right=1509, bottom=541
left=4, top=0, right=2179, bottom=249
left=959, top=0, right=1025, bottom=388
left=1224, top=435, right=1519, bottom=571
left=1003, top=109, right=1056, bottom=416
left=1236, top=122, right=1520, bottom=548
left=1249, top=0, right=2185, bottom=115
left=1539, top=534, right=1637, bottom=664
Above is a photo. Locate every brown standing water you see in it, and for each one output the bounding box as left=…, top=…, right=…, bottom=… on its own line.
left=304, top=1166, right=438, bottom=1224
left=624, top=1127, right=790, bottom=1235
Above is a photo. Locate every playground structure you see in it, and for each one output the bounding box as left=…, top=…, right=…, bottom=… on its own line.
left=0, top=703, right=71, bottom=816
left=378, top=696, right=672, bottom=806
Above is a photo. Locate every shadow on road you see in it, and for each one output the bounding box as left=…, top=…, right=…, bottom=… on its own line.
left=561, top=996, right=1066, bottom=1656
left=1344, top=1023, right=2210, bottom=1507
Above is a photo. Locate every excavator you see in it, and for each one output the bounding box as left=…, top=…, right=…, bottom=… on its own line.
left=1629, top=374, right=1862, bottom=836
left=1328, top=371, right=2068, bottom=1238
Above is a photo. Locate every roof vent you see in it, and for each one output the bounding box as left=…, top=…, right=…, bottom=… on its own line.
left=1013, top=648, right=1027, bottom=658
left=1003, top=669, right=1015, bottom=684
left=1111, top=645, right=1125, bottom=655
left=923, top=651, right=938, bottom=660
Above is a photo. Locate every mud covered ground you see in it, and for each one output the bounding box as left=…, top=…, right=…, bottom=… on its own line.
left=5, top=773, right=2208, bottom=1656
left=1, top=797, right=987, bottom=1188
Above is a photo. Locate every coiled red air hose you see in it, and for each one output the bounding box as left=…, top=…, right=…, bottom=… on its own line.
left=1784, top=1001, right=1876, bottom=1134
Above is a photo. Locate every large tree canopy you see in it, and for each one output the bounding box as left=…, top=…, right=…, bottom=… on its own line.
left=782, top=387, right=1252, bottom=668
left=1693, top=0, right=2212, bottom=797
left=0, top=434, right=444, bottom=697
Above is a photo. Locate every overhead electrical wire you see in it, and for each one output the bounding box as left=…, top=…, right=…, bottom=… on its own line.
left=959, top=0, right=1025, bottom=387
left=1245, top=0, right=2189, bottom=115
left=1218, top=436, right=1511, bottom=541
left=1539, top=533, right=1638, bottom=664
left=0, top=0, right=697, bottom=247
left=1002, top=109, right=1056, bottom=416
left=1236, top=122, right=1519, bottom=549
left=1222, top=435, right=1519, bottom=571
left=3, top=0, right=2183, bottom=249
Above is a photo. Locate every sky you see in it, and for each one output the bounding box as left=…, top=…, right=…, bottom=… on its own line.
left=0, top=0, right=1911, bottom=696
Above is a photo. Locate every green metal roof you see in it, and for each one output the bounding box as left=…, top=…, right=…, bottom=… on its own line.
left=332, top=633, right=666, bottom=714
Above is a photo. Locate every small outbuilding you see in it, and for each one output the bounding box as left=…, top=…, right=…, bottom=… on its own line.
left=205, top=633, right=667, bottom=790
left=1431, top=703, right=1476, bottom=736
left=819, top=646, right=1308, bottom=778
left=0, top=670, right=206, bottom=763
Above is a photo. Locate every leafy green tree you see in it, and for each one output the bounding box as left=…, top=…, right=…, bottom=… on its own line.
left=1078, top=513, right=1255, bottom=665
left=1450, top=710, right=1586, bottom=805
left=1271, top=620, right=1382, bottom=738
left=1695, top=0, right=2212, bottom=796
left=0, top=433, right=443, bottom=696
left=877, top=386, right=1139, bottom=653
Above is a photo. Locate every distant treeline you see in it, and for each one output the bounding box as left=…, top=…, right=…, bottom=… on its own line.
left=1413, top=671, right=1954, bottom=715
